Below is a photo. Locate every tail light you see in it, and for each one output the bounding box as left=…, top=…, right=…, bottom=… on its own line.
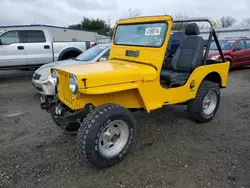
left=91, top=43, right=97, bottom=47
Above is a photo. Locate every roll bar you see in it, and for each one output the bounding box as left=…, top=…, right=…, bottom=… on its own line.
left=173, top=17, right=225, bottom=64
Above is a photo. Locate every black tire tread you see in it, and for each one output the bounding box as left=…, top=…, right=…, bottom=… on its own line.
left=76, top=104, right=136, bottom=169
left=187, top=80, right=220, bottom=123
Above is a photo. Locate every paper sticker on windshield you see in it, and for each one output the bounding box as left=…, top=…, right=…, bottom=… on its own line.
left=145, top=27, right=161, bottom=36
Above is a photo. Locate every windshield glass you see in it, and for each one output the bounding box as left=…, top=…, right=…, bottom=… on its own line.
left=0, top=30, right=5, bottom=36
left=75, top=45, right=107, bottom=61
left=210, top=40, right=235, bottom=50
left=114, top=22, right=168, bottom=47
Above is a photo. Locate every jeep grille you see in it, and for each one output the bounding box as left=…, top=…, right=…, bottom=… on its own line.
left=59, top=72, right=73, bottom=105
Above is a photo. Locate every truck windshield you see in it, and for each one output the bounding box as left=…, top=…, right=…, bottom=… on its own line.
left=210, top=40, right=235, bottom=50
left=114, top=22, right=168, bottom=47
left=75, top=45, right=107, bottom=61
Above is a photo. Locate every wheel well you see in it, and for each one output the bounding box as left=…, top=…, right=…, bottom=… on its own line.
left=203, top=72, right=222, bottom=87
left=58, top=48, right=82, bottom=61
left=225, top=58, right=232, bottom=62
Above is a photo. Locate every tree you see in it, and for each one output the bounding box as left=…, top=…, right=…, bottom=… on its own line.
left=241, top=17, right=250, bottom=26
left=172, top=13, right=188, bottom=30
left=120, top=8, right=142, bottom=19
left=211, top=20, right=218, bottom=29
left=217, top=16, right=236, bottom=28
left=68, top=17, right=113, bottom=36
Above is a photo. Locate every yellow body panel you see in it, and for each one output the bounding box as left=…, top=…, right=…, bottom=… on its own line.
left=55, top=15, right=230, bottom=112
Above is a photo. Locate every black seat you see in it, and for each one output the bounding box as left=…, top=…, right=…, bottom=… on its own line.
left=160, top=23, right=204, bottom=86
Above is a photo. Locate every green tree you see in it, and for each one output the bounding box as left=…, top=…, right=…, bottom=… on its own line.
left=69, top=17, right=113, bottom=36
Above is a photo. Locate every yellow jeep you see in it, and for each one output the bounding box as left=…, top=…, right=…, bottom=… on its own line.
left=47, top=16, right=230, bottom=169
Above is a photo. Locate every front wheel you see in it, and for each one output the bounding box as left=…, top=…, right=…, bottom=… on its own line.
left=187, top=81, right=220, bottom=123
left=76, top=104, right=136, bottom=169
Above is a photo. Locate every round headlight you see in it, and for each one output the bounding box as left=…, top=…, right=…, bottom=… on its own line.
left=69, top=75, right=78, bottom=94
left=51, top=69, right=59, bottom=85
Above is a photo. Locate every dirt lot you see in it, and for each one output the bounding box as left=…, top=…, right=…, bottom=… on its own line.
left=0, top=68, right=250, bottom=188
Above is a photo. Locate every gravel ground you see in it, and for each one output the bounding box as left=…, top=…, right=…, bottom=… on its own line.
left=0, top=68, right=250, bottom=188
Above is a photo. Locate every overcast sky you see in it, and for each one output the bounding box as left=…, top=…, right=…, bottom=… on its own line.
left=1, top=0, right=249, bottom=27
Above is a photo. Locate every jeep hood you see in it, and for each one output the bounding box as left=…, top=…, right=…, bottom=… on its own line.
left=57, top=60, right=157, bottom=88
left=35, top=59, right=93, bottom=79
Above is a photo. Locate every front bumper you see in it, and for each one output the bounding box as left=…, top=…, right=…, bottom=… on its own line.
left=32, top=77, right=56, bottom=96
left=41, top=98, right=91, bottom=131
left=53, top=102, right=91, bottom=124
left=40, top=95, right=58, bottom=113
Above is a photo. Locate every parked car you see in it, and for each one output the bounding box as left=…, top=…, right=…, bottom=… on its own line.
left=32, top=43, right=111, bottom=96
left=0, top=28, right=96, bottom=70
left=208, top=37, right=250, bottom=68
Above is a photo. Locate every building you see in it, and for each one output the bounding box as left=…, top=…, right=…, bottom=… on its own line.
left=0, top=24, right=104, bottom=42
left=200, top=27, right=250, bottom=39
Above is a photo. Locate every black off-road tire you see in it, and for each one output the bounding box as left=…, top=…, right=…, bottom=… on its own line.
left=187, top=81, right=220, bottom=123
left=76, top=104, right=136, bottom=169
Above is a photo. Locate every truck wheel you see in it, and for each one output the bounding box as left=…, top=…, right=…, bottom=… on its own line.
left=187, top=81, right=220, bottom=123
left=50, top=114, right=79, bottom=135
left=76, top=104, right=136, bottom=169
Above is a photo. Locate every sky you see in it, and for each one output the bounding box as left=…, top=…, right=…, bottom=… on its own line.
left=0, top=0, right=249, bottom=27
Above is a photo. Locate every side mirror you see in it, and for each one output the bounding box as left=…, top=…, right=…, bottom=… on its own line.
left=0, top=39, right=2, bottom=45
left=99, top=57, right=107, bottom=61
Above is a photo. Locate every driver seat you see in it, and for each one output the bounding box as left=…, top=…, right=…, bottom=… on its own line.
left=160, top=23, right=204, bottom=87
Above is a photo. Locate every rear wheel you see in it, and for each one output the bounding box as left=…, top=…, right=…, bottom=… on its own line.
left=76, top=104, right=136, bottom=169
left=187, top=81, right=220, bottom=123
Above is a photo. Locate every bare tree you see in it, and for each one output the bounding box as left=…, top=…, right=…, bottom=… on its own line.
left=120, top=8, right=142, bottom=19
left=241, top=17, right=250, bottom=26
left=217, top=16, right=236, bottom=28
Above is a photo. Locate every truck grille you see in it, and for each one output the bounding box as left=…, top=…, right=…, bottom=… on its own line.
left=33, top=73, right=41, bottom=80
left=35, top=87, right=43, bottom=92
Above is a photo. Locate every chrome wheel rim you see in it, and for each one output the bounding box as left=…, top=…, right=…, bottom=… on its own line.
left=202, top=90, right=217, bottom=116
left=99, top=120, right=129, bottom=158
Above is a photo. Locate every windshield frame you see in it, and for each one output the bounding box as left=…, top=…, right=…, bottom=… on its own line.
left=113, top=22, right=168, bottom=48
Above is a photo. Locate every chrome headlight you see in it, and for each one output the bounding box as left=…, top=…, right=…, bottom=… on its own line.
left=69, top=75, right=78, bottom=94
left=51, top=69, right=59, bottom=85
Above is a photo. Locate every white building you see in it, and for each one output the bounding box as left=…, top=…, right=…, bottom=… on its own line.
left=200, top=27, right=250, bottom=39
left=0, top=24, right=105, bottom=42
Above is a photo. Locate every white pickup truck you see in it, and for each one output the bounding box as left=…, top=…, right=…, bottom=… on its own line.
left=0, top=28, right=96, bottom=70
